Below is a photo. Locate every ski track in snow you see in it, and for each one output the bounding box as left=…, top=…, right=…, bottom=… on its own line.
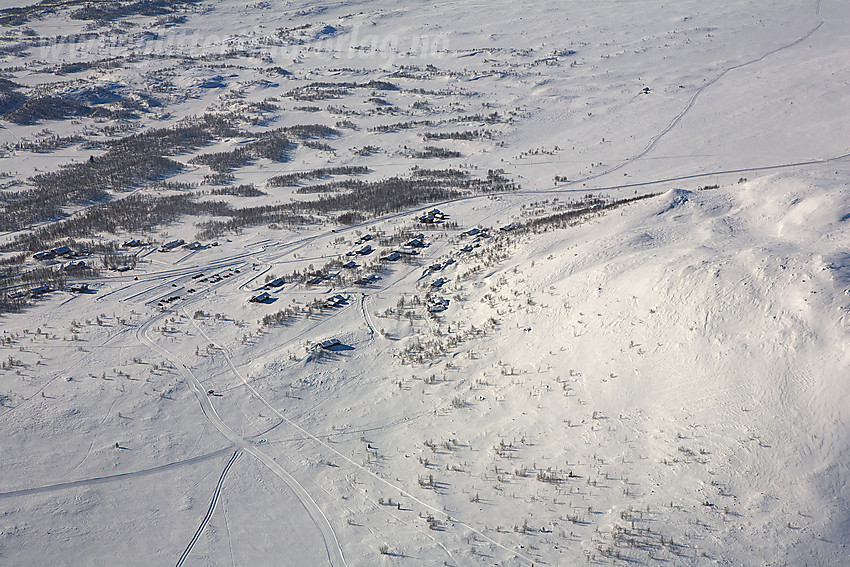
left=561, top=0, right=830, bottom=188
left=174, top=450, right=241, bottom=567
left=139, top=309, right=349, bottom=567
left=2, top=0, right=849, bottom=564
left=182, top=305, right=540, bottom=566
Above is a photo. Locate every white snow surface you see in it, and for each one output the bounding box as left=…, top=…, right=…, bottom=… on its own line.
left=1, top=0, right=849, bottom=565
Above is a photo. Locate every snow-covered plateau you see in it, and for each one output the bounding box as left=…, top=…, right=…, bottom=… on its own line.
left=1, top=0, right=848, bottom=565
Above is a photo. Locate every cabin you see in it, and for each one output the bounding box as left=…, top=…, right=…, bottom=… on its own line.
left=160, top=239, right=185, bottom=252
left=357, top=244, right=373, bottom=255
left=319, top=338, right=342, bottom=349
left=463, top=228, right=481, bottom=237
left=185, top=241, right=204, bottom=250
left=63, top=260, right=86, bottom=271
left=325, top=294, right=347, bottom=307
left=123, top=239, right=143, bottom=247
left=8, top=290, right=26, bottom=299
left=342, top=261, right=357, bottom=269
left=405, top=233, right=427, bottom=248
left=355, top=234, right=372, bottom=244
left=427, top=297, right=450, bottom=313
left=500, top=223, right=516, bottom=232
left=249, top=292, right=271, bottom=303
left=30, top=285, right=50, bottom=296
left=52, top=245, right=73, bottom=257
left=69, top=283, right=90, bottom=293
left=430, top=277, right=447, bottom=289
left=381, top=251, right=401, bottom=262
left=33, top=250, right=56, bottom=261
left=266, top=277, right=285, bottom=288
left=355, top=274, right=379, bottom=285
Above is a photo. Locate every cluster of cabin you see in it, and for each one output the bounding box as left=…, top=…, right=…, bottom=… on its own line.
left=355, top=274, right=379, bottom=286
left=197, top=268, right=240, bottom=284
left=6, top=280, right=96, bottom=301
left=346, top=244, right=373, bottom=256
left=157, top=294, right=182, bottom=309
left=159, top=239, right=216, bottom=252
left=160, top=239, right=185, bottom=252
left=404, top=233, right=427, bottom=248
left=418, top=208, right=447, bottom=224
left=7, top=285, right=49, bottom=300
left=33, top=245, right=80, bottom=261
left=325, top=294, right=348, bottom=307
left=424, top=258, right=455, bottom=275
left=457, top=227, right=492, bottom=253
left=427, top=296, right=450, bottom=313
left=62, top=259, right=87, bottom=271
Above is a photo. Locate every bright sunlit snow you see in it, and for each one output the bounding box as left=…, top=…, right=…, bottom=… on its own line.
left=1, top=0, right=849, bottom=565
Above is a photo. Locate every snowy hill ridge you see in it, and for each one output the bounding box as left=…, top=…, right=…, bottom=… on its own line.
left=1, top=0, right=849, bottom=564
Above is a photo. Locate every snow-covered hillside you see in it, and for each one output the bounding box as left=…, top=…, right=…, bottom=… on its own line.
left=1, top=0, right=849, bottom=565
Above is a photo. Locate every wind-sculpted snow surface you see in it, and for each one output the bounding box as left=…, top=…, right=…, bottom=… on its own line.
left=1, top=0, right=849, bottom=565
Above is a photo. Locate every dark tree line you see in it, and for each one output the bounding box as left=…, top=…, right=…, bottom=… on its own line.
left=517, top=194, right=657, bottom=233
left=4, top=96, right=110, bottom=125
left=421, top=130, right=491, bottom=141
left=4, top=194, right=229, bottom=253
left=209, top=184, right=266, bottom=197
left=190, top=136, right=292, bottom=173
left=70, top=0, right=198, bottom=21
left=411, top=146, right=462, bottom=159
left=1, top=115, right=236, bottom=232
left=267, top=165, right=368, bottom=187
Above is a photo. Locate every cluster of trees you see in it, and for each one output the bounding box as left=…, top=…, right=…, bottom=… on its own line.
left=517, top=194, right=657, bottom=233
left=284, top=80, right=400, bottom=102
left=195, top=207, right=315, bottom=240
left=411, top=168, right=467, bottom=179
left=411, top=146, right=462, bottom=159
left=1, top=115, right=236, bottom=232
left=267, top=165, right=368, bottom=187
left=370, top=120, right=436, bottom=133
left=4, top=193, right=228, bottom=253
left=5, top=133, right=86, bottom=153
left=0, top=264, right=87, bottom=312
left=294, top=179, right=361, bottom=194
left=305, top=176, right=464, bottom=216
left=421, top=130, right=491, bottom=141
left=274, top=124, right=339, bottom=139
left=4, top=96, right=110, bottom=125
left=197, top=167, right=518, bottom=237
left=301, top=140, right=334, bottom=152
left=70, top=0, right=198, bottom=21
left=190, top=135, right=292, bottom=173
left=209, top=184, right=266, bottom=197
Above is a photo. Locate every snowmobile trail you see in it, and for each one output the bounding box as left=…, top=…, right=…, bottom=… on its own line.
left=175, top=449, right=241, bottom=567
left=138, top=314, right=348, bottom=567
